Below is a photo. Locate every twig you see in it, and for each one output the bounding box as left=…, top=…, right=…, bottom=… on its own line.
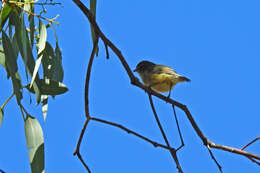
left=148, top=94, right=183, bottom=173
left=207, top=145, right=223, bottom=173
left=73, top=117, right=91, bottom=155
left=6, top=1, right=60, bottom=24
left=241, top=136, right=260, bottom=151
left=172, top=105, right=184, bottom=151
left=104, top=42, right=109, bottom=59
left=73, top=117, right=91, bottom=173
left=84, top=37, right=99, bottom=118
left=246, top=156, right=260, bottom=166
left=22, top=8, right=60, bottom=25
left=208, top=141, right=260, bottom=160
left=7, top=1, right=62, bottom=6
left=90, top=117, right=174, bottom=150
left=34, top=2, right=62, bottom=6
left=0, top=92, right=14, bottom=110
left=73, top=37, right=99, bottom=173
left=75, top=150, right=91, bottom=173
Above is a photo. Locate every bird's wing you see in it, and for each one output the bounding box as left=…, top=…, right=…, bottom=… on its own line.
left=153, top=65, right=178, bottom=76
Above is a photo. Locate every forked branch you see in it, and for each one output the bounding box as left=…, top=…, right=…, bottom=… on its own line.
left=72, top=0, right=260, bottom=172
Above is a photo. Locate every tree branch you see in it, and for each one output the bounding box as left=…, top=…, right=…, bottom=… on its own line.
left=90, top=117, right=174, bottom=150
left=72, top=0, right=260, bottom=172
left=73, top=37, right=99, bottom=173
left=148, top=94, right=183, bottom=173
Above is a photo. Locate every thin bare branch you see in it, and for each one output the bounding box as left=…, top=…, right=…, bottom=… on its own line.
left=246, top=156, right=260, bottom=166
left=208, top=141, right=260, bottom=160
left=207, top=145, right=223, bottom=173
left=0, top=92, right=14, bottom=110
left=172, top=105, right=184, bottom=151
left=73, top=117, right=91, bottom=155
left=84, top=37, right=99, bottom=118
left=104, top=42, right=109, bottom=59
left=148, top=94, right=183, bottom=173
left=73, top=36, right=99, bottom=173
left=90, top=117, right=173, bottom=150
left=75, top=151, right=91, bottom=173
left=241, top=136, right=260, bottom=151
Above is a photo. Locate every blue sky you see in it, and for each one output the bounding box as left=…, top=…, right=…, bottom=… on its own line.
left=1, top=0, right=260, bottom=172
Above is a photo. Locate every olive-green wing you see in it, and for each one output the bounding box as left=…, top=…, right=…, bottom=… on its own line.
left=153, top=65, right=178, bottom=76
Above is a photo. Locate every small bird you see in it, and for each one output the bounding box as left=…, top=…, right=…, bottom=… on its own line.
left=134, top=60, right=190, bottom=98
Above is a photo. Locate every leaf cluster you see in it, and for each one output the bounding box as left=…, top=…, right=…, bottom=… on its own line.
left=0, top=1, right=66, bottom=172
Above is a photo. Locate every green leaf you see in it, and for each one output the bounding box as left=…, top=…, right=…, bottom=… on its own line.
left=24, top=0, right=31, bottom=12
left=42, top=42, right=54, bottom=79
left=14, top=13, right=41, bottom=103
left=11, top=34, right=19, bottom=60
left=41, top=95, right=48, bottom=121
left=54, top=42, right=64, bottom=82
left=42, top=42, right=64, bottom=82
left=0, top=109, right=3, bottom=127
left=90, top=0, right=99, bottom=56
left=2, top=31, right=22, bottom=103
left=24, top=116, right=45, bottom=173
left=29, top=5, right=35, bottom=47
left=37, top=20, right=47, bottom=54
left=41, top=42, right=64, bottom=120
left=30, top=20, right=47, bottom=88
left=25, top=79, right=68, bottom=96
left=0, top=3, right=12, bottom=32
left=0, top=46, right=6, bottom=68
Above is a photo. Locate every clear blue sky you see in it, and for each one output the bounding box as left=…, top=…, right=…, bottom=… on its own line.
left=1, top=0, right=260, bottom=172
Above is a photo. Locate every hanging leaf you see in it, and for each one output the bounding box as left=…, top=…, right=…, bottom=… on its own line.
left=29, top=4, right=35, bottom=48
left=2, top=31, right=22, bottom=103
left=0, top=3, right=12, bottom=32
left=11, top=34, right=19, bottom=60
left=0, top=109, right=3, bottom=127
left=30, top=20, right=47, bottom=88
left=40, top=41, right=64, bottom=120
left=25, top=79, right=68, bottom=96
left=14, top=13, right=41, bottom=103
left=24, top=0, right=31, bottom=12
left=90, top=0, right=99, bottom=56
left=40, top=42, right=55, bottom=121
left=41, top=95, right=48, bottom=121
left=0, top=46, right=6, bottom=68
left=42, top=42, right=55, bottom=79
left=24, top=115, right=45, bottom=173
left=53, top=42, right=64, bottom=82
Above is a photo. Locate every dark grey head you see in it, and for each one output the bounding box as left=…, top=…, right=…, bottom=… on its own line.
left=134, top=60, right=156, bottom=73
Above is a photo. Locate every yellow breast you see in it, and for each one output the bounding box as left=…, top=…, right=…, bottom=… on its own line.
left=149, top=73, right=179, bottom=93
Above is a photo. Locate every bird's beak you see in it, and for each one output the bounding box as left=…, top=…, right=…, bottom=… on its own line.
left=133, top=68, right=137, bottom=72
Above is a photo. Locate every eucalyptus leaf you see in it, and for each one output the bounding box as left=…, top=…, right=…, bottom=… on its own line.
left=0, top=46, right=6, bottom=68
left=0, top=3, right=12, bottom=31
left=24, top=0, right=31, bottom=12
left=42, top=42, right=55, bottom=79
left=29, top=5, right=35, bottom=47
left=14, top=13, right=41, bottom=103
left=24, top=116, right=45, bottom=173
left=2, top=31, right=22, bottom=103
left=41, top=95, right=48, bottom=121
left=30, top=20, right=47, bottom=88
left=25, top=79, right=68, bottom=96
left=54, top=42, right=64, bottom=82
left=42, top=42, right=64, bottom=82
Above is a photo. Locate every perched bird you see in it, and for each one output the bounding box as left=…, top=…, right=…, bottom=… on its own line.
left=134, top=60, right=190, bottom=98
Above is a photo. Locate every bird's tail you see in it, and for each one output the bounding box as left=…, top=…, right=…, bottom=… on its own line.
left=178, top=76, right=190, bottom=82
